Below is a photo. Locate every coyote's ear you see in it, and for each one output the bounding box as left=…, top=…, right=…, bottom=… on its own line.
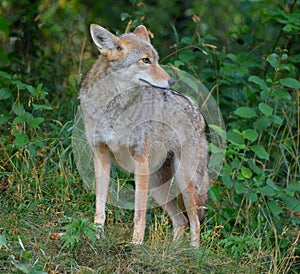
left=133, top=25, right=150, bottom=43
left=90, top=24, right=119, bottom=52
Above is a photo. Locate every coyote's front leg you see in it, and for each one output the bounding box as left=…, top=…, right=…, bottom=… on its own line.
left=94, top=143, right=111, bottom=236
left=132, top=136, right=150, bottom=244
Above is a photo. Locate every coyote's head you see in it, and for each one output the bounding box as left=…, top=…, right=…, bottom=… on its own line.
left=90, top=24, right=174, bottom=89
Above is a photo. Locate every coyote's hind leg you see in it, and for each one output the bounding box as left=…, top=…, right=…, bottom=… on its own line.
left=149, top=159, right=188, bottom=242
left=173, top=156, right=201, bottom=247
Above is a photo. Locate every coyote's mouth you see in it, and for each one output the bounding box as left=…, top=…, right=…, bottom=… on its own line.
left=139, top=78, right=168, bottom=89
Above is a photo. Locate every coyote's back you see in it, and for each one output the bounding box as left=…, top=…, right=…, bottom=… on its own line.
left=79, top=24, right=209, bottom=247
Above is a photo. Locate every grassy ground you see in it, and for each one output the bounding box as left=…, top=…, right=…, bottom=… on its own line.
left=0, top=153, right=298, bottom=274
left=0, top=194, right=254, bottom=273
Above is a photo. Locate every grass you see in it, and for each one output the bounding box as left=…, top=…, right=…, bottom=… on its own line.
left=0, top=196, right=252, bottom=273
left=0, top=160, right=298, bottom=274
left=0, top=122, right=299, bottom=273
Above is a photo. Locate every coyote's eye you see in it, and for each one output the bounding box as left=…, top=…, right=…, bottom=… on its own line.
left=142, top=57, right=151, bottom=64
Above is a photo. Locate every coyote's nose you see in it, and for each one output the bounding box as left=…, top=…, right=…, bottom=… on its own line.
left=168, top=78, right=175, bottom=87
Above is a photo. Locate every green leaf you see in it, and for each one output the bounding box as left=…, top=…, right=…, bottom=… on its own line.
left=248, top=160, right=263, bottom=175
left=255, top=117, right=271, bottom=131
left=13, top=116, right=29, bottom=124
left=234, top=107, right=257, bottom=119
left=174, top=60, right=185, bottom=67
left=13, top=103, right=24, bottom=116
left=222, top=176, right=233, bottom=187
left=250, top=145, right=269, bottom=160
left=260, top=186, right=276, bottom=196
left=208, top=124, right=226, bottom=139
left=258, top=103, right=273, bottom=116
left=209, top=151, right=226, bottom=172
left=18, top=236, right=25, bottom=251
left=267, top=200, right=282, bottom=216
left=178, top=51, right=196, bottom=64
left=13, top=112, right=32, bottom=124
left=270, top=115, right=283, bottom=125
left=29, top=117, right=44, bottom=128
left=0, top=88, right=12, bottom=100
left=0, top=71, right=11, bottom=80
left=32, top=103, right=53, bottom=111
left=285, top=181, right=300, bottom=194
left=20, top=250, right=32, bottom=262
left=248, top=76, right=268, bottom=91
left=283, top=24, right=293, bottom=33
left=266, top=179, right=280, bottom=191
left=208, top=185, right=220, bottom=203
left=281, top=195, right=300, bottom=212
left=281, top=53, right=288, bottom=61
left=279, top=78, right=300, bottom=89
left=36, top=83, right=48, bottom=96
left=227, top=131, right=244, bottom=145
left=14, top=134, right=29, bottom=149
left=120, top=12, right=131, bottom=21
left=241, top=166, right=252, bottom=179
left=181, top=36, right=193, bottom=45
left=246, top=190, right=258, bottom=203
left=14, top=81, right=37, bottom=96
left=0, top=234, right=7, bottom=246
left=242, top=129, right=258, bottom=142
left=235, top=183, right=246, bottom=195
left=273, top=89, right=291, bottom=101
left=209, top=143, right=226, bottom=154
left=266, top=53, right=278, bottom=69
left=25, top=84, right=37, bottom=96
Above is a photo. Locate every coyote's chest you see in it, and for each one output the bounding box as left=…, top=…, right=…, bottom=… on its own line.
left=80, top=87, right=182, bottom=170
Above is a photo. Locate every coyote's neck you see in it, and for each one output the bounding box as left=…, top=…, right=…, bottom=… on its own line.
left=80, top=55, right=109, bottom=91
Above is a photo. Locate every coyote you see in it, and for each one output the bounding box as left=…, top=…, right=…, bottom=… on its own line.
left=79, top=24, right=209, bottom=247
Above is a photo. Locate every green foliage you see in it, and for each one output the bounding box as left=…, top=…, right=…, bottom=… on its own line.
left=0, top=233, right=7, bottom=247
left=0, top=71, right=51, bottom=151
left=8, top=237, right=47, bottom=274
left=60, top=217, right=97, bottom=250
left=219, top=235, right=260, bottom=260
left=0, top=0, right=299, bottom=273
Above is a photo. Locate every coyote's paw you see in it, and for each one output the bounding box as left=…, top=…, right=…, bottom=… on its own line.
left=173, top=226, right=186, bottom=242
left=132, top=231, right=144, bottom=245
left=95, top=229, right=105, bottom=239
left=131, top=238, right=143, bottom=245
left=94, top=224, right=105, bottom=239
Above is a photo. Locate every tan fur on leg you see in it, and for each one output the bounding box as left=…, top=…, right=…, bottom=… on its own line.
left=132, top=135, right=150, bottom=244
left=94, top=143, right=111, bottom=233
